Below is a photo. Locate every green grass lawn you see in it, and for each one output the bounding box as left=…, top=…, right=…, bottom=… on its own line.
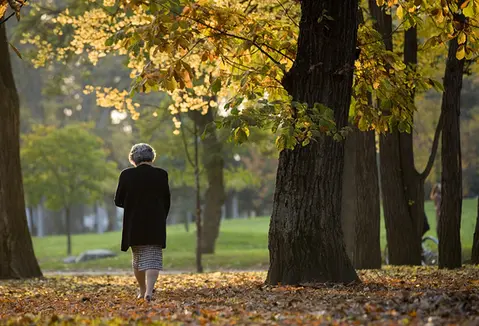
left=33, top=199, right=477, bottom=272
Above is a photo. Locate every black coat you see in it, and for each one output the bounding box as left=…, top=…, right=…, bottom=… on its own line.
left=114, top=164, right=171, bottom=252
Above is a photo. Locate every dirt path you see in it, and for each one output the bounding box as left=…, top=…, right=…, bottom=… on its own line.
left=44, top=268, right=267, bottom=276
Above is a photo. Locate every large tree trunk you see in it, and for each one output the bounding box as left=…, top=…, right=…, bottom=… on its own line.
left=341, top=9, right=381, bottom=270
left=266, top=0, right=359, bottom=285
left=370, top=1, right=422, bottom=265
left=190, top=108, right=225, bottom=254
left=341, top=128, right=381, bottom=269
left=471, top=197, right=479, bottom=264
left=438, top=37, right=464, bottom=269
left=0, top=24, right=42, bottom=279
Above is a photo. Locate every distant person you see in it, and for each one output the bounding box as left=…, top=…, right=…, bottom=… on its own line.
left=114, top=143, right=171, bottom=302
left=430, top=183, right=442, bottom=234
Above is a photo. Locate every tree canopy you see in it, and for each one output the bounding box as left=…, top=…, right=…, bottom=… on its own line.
left=21, top=123, right=117, bottom=211
left=19, top=0, right=479, bottom=150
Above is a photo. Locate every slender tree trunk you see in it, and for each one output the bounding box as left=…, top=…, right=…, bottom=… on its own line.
left=400, top=26, right=444, bottom=245
left=369, top=1, right=422, bottom=265
left=105, top=194, right=117, bottom=231
left=184, top=211, right=190, bottom=232
left=26, top=206, right=34, bottom=232
left=471, top=197, right=479, bottom=264
left=36, top=203, right=45, bottom=237
left=95, top=202, right=103, bottom=234
left=399, top=27, right=444, bottom=254
left=194, top=121, right=203, bottom=273
left=191, top=109, right=225, bottom=254
left=266, top=0, right=359, bottom=285
left=439, top=37, right=464, bottom=269
left=65, top=207, right=72, bottom=255
left=400, top=26, right=425, bottom=240
left=341, top=128, right=381, bottom=269
left=0, top=24, right=42, bottom=279
left=29, top=206, right=37, bottom=236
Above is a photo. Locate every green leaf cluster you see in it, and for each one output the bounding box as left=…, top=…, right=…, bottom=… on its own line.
left=21, top=123, right=118, bottom=210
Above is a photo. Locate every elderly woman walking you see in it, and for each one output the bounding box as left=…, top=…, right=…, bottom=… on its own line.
left=114, top=143, right=171, bottom=302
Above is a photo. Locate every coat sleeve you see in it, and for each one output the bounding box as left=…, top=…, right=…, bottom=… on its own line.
left=114, top=171, right=126, bottom=208
left=164, top=171, right=171, bottom=218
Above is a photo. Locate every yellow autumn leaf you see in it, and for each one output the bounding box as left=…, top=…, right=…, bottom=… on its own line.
left=2, top=268, right=478, bottom=325
left=458, top=32, right=466, bottom=45
left=0, top=2, right=7, bottom=18
left=373, top=81, right=380, bottom=89
left=163, top=78, right=177, bottom=92
left=463, top=2, right=475, bottom=17
left=465, top=47, right=474, bottom=60
left=460, top=0, right=470, bottom=9
left=397, top=5, right=404, bottom=19
left=456, top=45, right=465, bottom=60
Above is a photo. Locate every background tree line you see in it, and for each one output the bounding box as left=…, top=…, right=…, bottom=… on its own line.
left=1, top=0, right=479, bottom=281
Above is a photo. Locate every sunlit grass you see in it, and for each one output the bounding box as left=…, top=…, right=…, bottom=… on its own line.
left=32, top=199, right=477, bottom=271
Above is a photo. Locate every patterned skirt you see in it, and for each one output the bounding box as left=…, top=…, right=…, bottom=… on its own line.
left=131, top=245, right=163, bottom=271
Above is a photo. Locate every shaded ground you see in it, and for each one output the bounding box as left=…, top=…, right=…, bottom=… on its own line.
left=1, top=267, right=479, bottom=325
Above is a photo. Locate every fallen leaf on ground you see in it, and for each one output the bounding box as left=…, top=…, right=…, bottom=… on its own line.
left=1, top=267, right=478, bottom=325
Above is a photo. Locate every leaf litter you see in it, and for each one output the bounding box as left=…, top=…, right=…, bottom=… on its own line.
left=1, top=266, right=478, bottom=325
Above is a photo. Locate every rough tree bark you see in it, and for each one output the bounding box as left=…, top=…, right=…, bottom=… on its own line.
left=190, top=108, right=225, bottom=254
left=341, top=9, right=381, bottom=270
left=471, top=197, right=479, bottom=264
left=341, top=127, right=381, bottom=269
left=438, top=37, right=464, bottom=269
left=369, top=1, right=422, bottom=265
left=0, top=24, right=42, bottom=279
left=266, top=0, right=359, bottom=285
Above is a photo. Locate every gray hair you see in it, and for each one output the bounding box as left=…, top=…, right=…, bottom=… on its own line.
left=129, top=143, right=156, bottom=166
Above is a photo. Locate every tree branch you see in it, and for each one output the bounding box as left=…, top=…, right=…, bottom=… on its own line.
left=179, top=37, right=206, bottom=61
left=275, top=0, right=299, bottom=28
left=358, top=15, right=407, bottom=47
left=152, top=0, right=294, bottom=67
left=420, top=110, right=444, bottom=180
left=0, top=0, right=27, bottom=25
left=178, top=112, right=196, bottom=168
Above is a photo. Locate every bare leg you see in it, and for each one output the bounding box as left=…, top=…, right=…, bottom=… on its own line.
left=145, top=269, right=159, bottom=299
left=134, top=269, right=146, bottom=298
